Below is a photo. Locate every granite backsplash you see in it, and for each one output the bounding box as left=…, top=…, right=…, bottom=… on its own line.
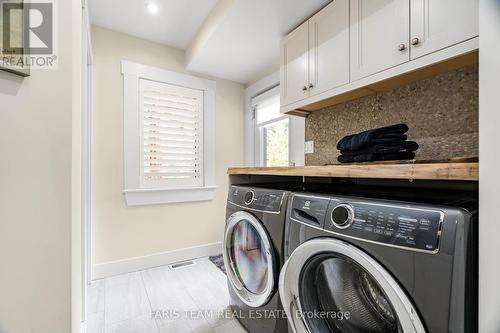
left=305, top=64, right=479, bottom=165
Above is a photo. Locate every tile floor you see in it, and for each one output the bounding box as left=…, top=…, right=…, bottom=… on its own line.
left=86, top=257, right=247, bottom=333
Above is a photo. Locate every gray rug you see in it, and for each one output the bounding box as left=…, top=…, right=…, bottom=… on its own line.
left=209, top=254, right=226, bottom=275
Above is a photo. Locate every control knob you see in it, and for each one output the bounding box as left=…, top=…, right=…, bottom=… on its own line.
left=331, top=204, right=355, bottom=229
left=244, top=190, right=255, bottom=205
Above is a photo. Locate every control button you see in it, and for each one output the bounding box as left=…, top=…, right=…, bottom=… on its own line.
left=419, top=219, right=431, bottom=226
left=383, top=231, right=393, bottom=236
left=331, top=204, right=355, bottom=229
left=244, top=191, right=255, bottom=205
left=398, top=216, right=418, bottom=223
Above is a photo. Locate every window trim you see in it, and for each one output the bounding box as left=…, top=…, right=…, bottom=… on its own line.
left=252, top=86, right=287, bottom=167
left=121, top=60, right=216, bottom=206
left=247, top=79, right=305, bottom=167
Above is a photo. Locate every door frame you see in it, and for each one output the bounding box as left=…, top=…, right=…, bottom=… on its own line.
left=81, top=0, right=93, bottom=323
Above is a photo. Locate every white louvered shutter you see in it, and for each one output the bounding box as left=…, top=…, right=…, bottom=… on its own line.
left=139, top=79, right=204, bottom=188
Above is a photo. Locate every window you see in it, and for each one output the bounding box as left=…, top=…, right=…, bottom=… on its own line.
left=254, top=93, right=290, bottom=167
left=251, top=85, right=304, bottom=167
left=140, top=79, right=203, bottom=188
left=122, top=61, right=216, bottom=206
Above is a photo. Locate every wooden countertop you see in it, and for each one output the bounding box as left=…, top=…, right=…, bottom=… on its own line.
left=228, top=161, right=479, bottom=181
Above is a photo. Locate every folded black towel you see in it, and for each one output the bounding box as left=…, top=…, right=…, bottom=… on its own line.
left=340, top=141, right=419, bottom=156
left=374, top=133, right=408, bottom=141
left=337, top=124, right=409, bottom=151
left=338, top=151, right=416, bottom=163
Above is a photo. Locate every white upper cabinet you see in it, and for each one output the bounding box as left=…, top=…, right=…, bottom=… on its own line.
left=281, top=0, right=350, bottom=106
left=350, top=0, right=411, bottom=81
left=308, top=0, right=350, bottom=97
left=410, top=0, right=479, bottom=59
left=280, top=23, right=310, bottom=106
left=280, top=0, right=478, bottom=113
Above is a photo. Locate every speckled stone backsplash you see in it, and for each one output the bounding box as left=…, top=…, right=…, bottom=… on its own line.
left=305, top=65, right=479, bottom=165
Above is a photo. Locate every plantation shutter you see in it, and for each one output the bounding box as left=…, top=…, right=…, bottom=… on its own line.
left=139, top=79, right=204, bottom=188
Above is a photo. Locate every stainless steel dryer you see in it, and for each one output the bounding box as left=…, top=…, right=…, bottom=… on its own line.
left=223, top=185, right=290, bottom=333
left=280, top=192, right=477, bottom=333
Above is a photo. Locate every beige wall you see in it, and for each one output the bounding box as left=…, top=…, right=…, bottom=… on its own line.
left=0, top=0, right=77, bottom=332
left=91, top=26, right=245, bottom=265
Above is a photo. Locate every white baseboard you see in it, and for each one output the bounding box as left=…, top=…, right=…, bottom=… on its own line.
left=92, top=242, right=222, bottom=280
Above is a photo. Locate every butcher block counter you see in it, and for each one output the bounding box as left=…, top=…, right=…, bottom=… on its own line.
left=228, top=161, right=478, bottom=182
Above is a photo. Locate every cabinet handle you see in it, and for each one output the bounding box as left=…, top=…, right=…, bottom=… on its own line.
left=411, top=37, right=420, bottom=45
left=308, top=83, right=314, bottom=89
left=302, top=85, right=308, bottom=92
left=398, top=44, right=406, bottom=51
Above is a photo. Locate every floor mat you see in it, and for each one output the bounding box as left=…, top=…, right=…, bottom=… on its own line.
left=209, top=254, right=226, bottom=275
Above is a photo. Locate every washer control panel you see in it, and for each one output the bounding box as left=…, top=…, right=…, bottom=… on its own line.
left=326, top=200, right=444, bottom=252
left=229, top=187, right=284, bottom=213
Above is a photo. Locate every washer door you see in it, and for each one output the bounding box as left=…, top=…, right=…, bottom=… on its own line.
left=280, top=238, right=426, bottom=333
left=223, top=211, right=276, bottom=307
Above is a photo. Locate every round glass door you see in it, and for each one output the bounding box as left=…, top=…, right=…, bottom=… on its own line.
left=300, top=254, right=400, bottom=333
left=223, top=211, right=276, bottom=307
left=279, top=238, right=425, bottom=333
left=230, top=220, right=269, bottom=294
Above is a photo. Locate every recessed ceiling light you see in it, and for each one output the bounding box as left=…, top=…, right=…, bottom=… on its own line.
left=146, top=1, right=159, bottom=15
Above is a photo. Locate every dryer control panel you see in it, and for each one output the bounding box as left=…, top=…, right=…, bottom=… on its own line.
left=228, top=186, right=285, bottom=213
left=326, top=200, right=444, bottom=253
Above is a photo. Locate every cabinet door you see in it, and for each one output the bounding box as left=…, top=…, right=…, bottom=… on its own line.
left=410, top=0, right=478, bottom=59
left=309, top=0, right=350, bottom=96
left=350, top=0, right=410, bottom=81
left=280, top=23, right=309, bottom=106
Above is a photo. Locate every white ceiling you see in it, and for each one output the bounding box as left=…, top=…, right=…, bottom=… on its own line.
left=89, top=0, right=331, bottom=84
left=186, top=0, right=331, bottom=83
left=89, top=0, right=218, bottom=49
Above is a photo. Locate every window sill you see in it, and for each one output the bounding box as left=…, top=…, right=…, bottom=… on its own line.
left=123, top=186, right=217, bottom=206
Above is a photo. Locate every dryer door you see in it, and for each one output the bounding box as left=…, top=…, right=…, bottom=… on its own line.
left=280, top=238, right=426, bottom=333
left=223, top=211, right=276, bottom=307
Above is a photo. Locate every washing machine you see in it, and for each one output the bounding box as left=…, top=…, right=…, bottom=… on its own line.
left=223, top=185, right=290, bottom=333
left=279, top=192, right=477, bottom=333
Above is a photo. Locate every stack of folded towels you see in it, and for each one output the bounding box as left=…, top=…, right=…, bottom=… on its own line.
left=337, top=123, right=419, bottom=163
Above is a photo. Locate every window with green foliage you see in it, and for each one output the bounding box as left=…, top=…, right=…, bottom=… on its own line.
left=254, top=92, right=290, bottom=167
left=261, top=119, right=289, bottom=167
